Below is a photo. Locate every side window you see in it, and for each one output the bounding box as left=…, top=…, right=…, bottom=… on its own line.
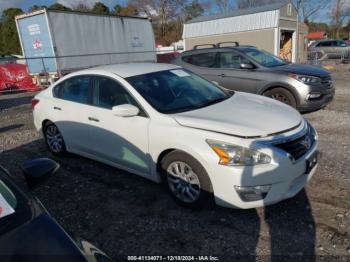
left=53, top=76, right=90, bottom=104
left=318, top=41, right=331, bottom=47
left=92, top=76, right=138, bottom=109
left=218, top=52, right=251, bottom=69
left=182, top=52, right=217, bottom=67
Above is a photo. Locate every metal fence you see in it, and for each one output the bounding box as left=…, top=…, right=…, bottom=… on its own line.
left=307, top=48, right=350, bottom=66
left=0, top=50, right=175, bottom=94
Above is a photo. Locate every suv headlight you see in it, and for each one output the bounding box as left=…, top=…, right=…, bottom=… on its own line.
left=206, top=139, right=271, bottom=166
left=290, top=74, right=320, bottom=84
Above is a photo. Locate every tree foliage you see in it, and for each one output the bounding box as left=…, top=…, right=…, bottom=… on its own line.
left=91, top=2, right=110, bottom=15
left=49, top=3, right=72, bottom=11
left=0, top=8, right=23, bottom=55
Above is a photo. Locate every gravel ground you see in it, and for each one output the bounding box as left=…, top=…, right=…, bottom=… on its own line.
left=0, top=68, right=349, bottom=261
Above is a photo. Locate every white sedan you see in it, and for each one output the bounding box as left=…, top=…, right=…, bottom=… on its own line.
left=32, top=63, right=318, bottom=209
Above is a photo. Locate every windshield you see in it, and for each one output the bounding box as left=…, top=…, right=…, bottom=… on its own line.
left=240, top=47, right=286, bottom=67
left=126, top=69, right=231, bottom=114
left=0, top=169, right=17, bottom=219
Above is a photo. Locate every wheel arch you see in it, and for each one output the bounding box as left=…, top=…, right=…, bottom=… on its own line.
left=258, top=84, right=300, bottom=106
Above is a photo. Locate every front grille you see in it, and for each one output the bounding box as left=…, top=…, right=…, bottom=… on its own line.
left=274, top=132, right=314, bottom=161
left=320, top=75, right=333, bottom=89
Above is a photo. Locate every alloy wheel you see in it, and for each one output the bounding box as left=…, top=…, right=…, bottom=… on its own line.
left=270, top=93, right=291, bottom=105
left=45, top=125, right=64, bottom=153
left=167, top=161, right=201, bottom=203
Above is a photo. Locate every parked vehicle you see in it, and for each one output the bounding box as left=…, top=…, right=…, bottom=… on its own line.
left=172, top=43, right=335, bottom=112
left=0, top=158, right=112, bottom=262
left=33, top=63, right=319, bottom=209
left=308, top=39, right=350, bottom=59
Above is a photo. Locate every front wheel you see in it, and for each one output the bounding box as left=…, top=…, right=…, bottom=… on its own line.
left=263, top=88, right=297, bottom=108
left=161, top=150, right=214, bottom=208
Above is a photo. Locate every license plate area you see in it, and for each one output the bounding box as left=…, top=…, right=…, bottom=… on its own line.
left=305, top=151, right=318, bottom=174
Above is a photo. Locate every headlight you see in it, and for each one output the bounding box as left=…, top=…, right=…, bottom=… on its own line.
left=206, top=139, right=271, bottom=166
left=290, top=74, right=320, bottom=84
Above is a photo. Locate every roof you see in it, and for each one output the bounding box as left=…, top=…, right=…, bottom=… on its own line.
left=186, top=0, right=289, bottom=24
left=16, top=8, right=147, bottom=21
left=307, top=32, right=327, bottom=40
left=84, top=63, right=180, bottom=78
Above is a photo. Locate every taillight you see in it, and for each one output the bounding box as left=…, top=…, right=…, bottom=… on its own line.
left=31, top=98, right=39, bottom=109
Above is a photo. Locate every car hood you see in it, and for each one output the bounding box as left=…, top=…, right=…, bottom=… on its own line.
left=173, top=92, right=302, bottom=138
left=274, top=63, right=329, bottom=77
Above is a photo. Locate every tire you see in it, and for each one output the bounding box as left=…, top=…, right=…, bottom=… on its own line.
left=263, top=88, right=297, bottom=109
left=161, top=150, right=214, bottom=208
left=43, top=122, right=67, bottom=156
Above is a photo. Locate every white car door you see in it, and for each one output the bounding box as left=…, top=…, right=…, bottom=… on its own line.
left=51, top=75, right=92, bottom=153
left=85, top=75, right=151, bottom=175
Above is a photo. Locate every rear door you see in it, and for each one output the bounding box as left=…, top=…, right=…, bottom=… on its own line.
left=215, top=51, right=262, bottom=93
left=51, top=75, right=93, bottom=153
left=180, top=51, right=222, bottom=84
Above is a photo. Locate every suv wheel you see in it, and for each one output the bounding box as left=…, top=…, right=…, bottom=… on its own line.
left=44, top=123, right=66, bottom=156
left=161, top=150, right=214, bottom=208
left=264, top=88, right=297, bottom=108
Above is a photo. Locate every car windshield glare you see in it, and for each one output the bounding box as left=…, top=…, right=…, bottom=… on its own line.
left=126, top=69, right=231, bottom=114
left=241, top=48, right=286, bottom=67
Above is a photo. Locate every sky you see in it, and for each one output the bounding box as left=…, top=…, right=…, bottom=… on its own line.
left=0, top=0, right=127, bottom=13
left=0, top=0, right=340, bottom=23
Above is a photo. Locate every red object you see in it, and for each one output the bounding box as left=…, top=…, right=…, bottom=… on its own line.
left=157, top=52, right=180, bottom=63
left=0, top=64, right=39, bottom=93
left=31, top=98, right=40, bottom=109
left=307, top=32, right=327, bottom=40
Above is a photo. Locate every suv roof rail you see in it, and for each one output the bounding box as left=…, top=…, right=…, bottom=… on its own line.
left=217, top=42, right=239, bottom=47
left=193, top=44, right=216, bottom=50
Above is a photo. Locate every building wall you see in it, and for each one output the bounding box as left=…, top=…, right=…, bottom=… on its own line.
left=184, top=28, right=276, bottom=53
left=279, top=3, right=298, bottom=19
left=183, top=10, right=279, bottom=39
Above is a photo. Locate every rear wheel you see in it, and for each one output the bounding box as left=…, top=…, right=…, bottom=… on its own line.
left=263, top=88, right=297, bottom=108
left=161, top=150, right=214, bottom=208
left=44, top=123, right=66, bottom=156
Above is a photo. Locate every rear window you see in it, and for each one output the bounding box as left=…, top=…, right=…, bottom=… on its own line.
left=182, top=52, right=217, bottom=67
left=53, top=76, right=91, bottom=104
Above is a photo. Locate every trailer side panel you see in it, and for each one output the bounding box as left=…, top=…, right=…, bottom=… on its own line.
left=48, top=12, right=156, bottom=72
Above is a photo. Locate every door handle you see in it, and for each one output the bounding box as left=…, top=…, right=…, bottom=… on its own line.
left=53, top=106, right=61, bottom=110
left=219, top=73, right=226, bottom=77
left=88, top=117, right=99, bottom=122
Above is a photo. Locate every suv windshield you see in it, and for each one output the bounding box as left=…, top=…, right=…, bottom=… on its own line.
left=240, top=47, right=286, bottom=67
left=126, top=69, right=231, bottom=114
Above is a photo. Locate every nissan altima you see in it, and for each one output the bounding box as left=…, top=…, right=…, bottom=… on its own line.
left=32, top=63, right=318, bottom=209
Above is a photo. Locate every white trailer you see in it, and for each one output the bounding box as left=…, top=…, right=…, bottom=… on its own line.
left=15, top=9, right=156, bottom=82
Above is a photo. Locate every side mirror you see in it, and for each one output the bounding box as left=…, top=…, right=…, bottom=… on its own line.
left=112, top=104, right=140, bottom=117
left=240, top=63, right=254, bottom=70
left=20, top=158, right=59, bottom=189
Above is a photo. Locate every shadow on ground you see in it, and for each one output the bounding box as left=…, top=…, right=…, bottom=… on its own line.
left=0, top=138, right=316, bottom=261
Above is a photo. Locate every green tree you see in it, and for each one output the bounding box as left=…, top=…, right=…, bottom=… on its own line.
left=29, top=5, right=47, bottom=12
left=92, top=2, right=110, bottom=14
left=0, top=8, right=23, bottom=55
left=184, top=0, right=204, bottom=21
left=49, top=3, right=72, bottom=11
left=113, top=4, right=138, bottom=16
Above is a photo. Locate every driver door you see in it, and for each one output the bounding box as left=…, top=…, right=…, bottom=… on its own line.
left=216, top=51, right=262, bottom=93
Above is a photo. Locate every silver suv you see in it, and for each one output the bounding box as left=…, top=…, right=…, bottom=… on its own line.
left=308, top=39, right=350, bottom=60
left=172, top=43, right=335, bottom=112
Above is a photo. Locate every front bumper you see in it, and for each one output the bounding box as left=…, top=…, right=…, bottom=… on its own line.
left=297, top=80, right=335, bottom=112
left=209, top=123, right=318, bottom=209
